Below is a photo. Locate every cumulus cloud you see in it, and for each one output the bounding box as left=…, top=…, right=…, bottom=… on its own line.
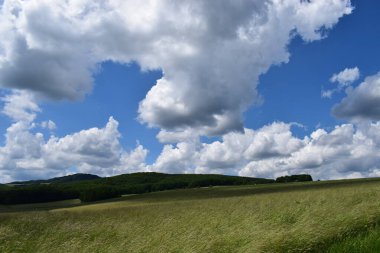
left=0, top=117, right=148, bottom=182
left=0, top=0, right=353, bottom=137
left=150, top=63, right=380, bottom=179
left=3, top=1, right=374, bottom=182
left=151, top=125, right=304, bottom=175
left=321, top=89, right=335, bottom=99
left=3, top=88, right=380, bottom=181
left=332, top=72, right=380, bottom=121
left=1, top=90, right=40, bottom=122
left=330, top=67, right=360, bottom=87
left=322, top=67, right=360, bottom=98
left=0, top=92, right=148, bottom=182
left=137, top=0, right=353, bottom=136
left=40, top=120, right=56, bottom=130
left=150, top=121, right=380, bottom=180
left=157, top=128, right=201, bottom=143
left=148, top=141, right=199, bottom=174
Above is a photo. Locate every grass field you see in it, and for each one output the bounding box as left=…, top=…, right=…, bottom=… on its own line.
left=1, top=178, right=380, bottom=252
left=326, top=225, right=380, bottom=253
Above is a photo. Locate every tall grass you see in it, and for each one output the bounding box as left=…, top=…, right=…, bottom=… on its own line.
left=326, top=226, right=380, bottom=253
left=1, top=180, right=380, bottom=252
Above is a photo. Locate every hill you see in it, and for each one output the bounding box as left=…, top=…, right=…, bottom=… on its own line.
left=91, top=172, right=274, bottom=187
left=1, top=172, right=274, bottom=204
left=9, top=172, right=274, bottom=186
left=1, top=178, right=380, bottom=252
left=9, top=173, right=101, bottom=185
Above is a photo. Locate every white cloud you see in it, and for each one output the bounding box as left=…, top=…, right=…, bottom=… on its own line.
left=137, top=0, right=353, bottom=136
left=332, top=72, right=380, bottom=121
left=0, top=94, right=148, bottom=182
left=321, top=89, right=334, bottom=99
left=157, top=128, right=200, bottom=143
left=243, top=122, right=305, bottom=160
left=40, top=117, right=123, bottom=171
left=4, top=1, right=378, bottom=182
left=322, top=67, right=360, bottom=98
left=2, top=90, right=380, bottom=182
left=1, top=90, right=40, bottom=122
left=149, top=120, right=380, bottom=180
left=115, top=144, right=149, bottom=175
left=40, top=120, right=56, bottom=130
left=148, top=141, right=199, bottom=174
left=330, top=67, right=360, bottom=87
left=0, top=0, right=353, bottom=137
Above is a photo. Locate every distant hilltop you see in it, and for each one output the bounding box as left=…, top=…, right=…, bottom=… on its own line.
left=1, top=172, right=313, bottom=204
left=9, top=173, right=101, bottom=185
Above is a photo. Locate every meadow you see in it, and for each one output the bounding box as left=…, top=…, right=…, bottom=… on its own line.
left=1, top=178, right=380, bottom=252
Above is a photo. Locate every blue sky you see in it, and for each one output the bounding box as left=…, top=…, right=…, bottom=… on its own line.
left=249, top=0, right=380, bottom=130
left=1, top=0, right=380, bottom=182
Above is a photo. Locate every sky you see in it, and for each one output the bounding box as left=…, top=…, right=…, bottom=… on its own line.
left=0, top=0, right=380, bottom=182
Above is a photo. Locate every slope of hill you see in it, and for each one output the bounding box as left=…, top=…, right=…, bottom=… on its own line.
left=0, top=172, right=275, bottom=204
left=92, top=172, right=274, bottom=187
left=9, top=173, right=101, bottom=185
left=1, top=178, right=380, bottom=252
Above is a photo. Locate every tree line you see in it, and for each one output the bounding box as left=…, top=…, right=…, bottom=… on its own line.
left=0, top=172, right=312, bottom=204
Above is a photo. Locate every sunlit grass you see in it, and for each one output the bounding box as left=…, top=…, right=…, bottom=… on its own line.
left=1, top=180, right=380, bottom=252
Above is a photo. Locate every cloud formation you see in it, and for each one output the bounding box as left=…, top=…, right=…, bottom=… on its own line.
left=322, top=67, right=360, bottom=98
left=1, top=90, right=40, bottom=122
left=0, top=0, right=353, bottom=136
left=150, top=121, right=380, bottom=180
left=3, top=1, right=376, bottom=183
left=0, top=91, right=148, bottom=182
left=330, top=67, right=360, bottom=87
left=333, top=72, right=380, bottom=121
left=2, top=86, right=380, bottom=182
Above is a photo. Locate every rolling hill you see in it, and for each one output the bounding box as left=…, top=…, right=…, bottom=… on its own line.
left=1, top=172, right=275, bottom=204
left=1, top=178, right=380, bottom=252
left=9, top=173, right=101, bottom=185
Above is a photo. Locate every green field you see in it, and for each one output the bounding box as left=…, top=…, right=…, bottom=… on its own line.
left=1, top=178, right=380, bottom=252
